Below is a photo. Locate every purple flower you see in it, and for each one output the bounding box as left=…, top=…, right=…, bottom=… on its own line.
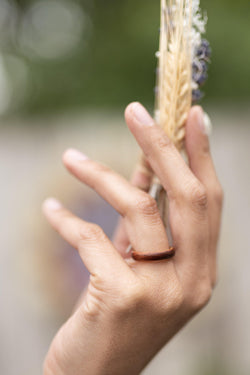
left=192, top=89, right=204, bottom=102
left=196, top=39, right=212, bottom=61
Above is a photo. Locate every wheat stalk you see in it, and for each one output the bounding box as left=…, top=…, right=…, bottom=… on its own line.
left=149, top=0, right=209, bottom=228
left=155, top=0, right=208, bottom=150
left=131, top=1, right=210, bottom=239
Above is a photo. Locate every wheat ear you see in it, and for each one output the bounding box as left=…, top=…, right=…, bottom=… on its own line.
left=150, top=0, right=209, bottom=228
left=155, top=0, right=193, bottom=151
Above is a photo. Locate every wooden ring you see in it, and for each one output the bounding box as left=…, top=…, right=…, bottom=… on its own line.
left=131, top=247, right=175, bottom=261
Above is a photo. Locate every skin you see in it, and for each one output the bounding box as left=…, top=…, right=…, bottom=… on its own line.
left=42, top=103, right=223, bottom=375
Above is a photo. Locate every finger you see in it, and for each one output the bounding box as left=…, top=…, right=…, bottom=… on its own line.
left=112, top=216, right=129, bottom=256
left=125, top=102, right=210, bottom=277
left=185, top=106, right=221, bottom=193
left=63, top=149, right=170, bottom=257
left=42, top=198, right=130, bottom=278
left=185, top=107, right=224, bottom=285
left=124, top=102, right=200, bottom=202
left=112, top=154, right=153, bottom=255
left=130, top=154, right=154, bottom=192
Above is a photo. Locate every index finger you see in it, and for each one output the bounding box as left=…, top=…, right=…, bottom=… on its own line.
left=42, top=198, right=131, bottom=279
left=125, top=102, right=200, bottom=202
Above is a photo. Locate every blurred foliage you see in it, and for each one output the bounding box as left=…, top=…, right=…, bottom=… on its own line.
left=193, top=359, right=237, bottom=375
left=0, top=0, right=250, bottom=116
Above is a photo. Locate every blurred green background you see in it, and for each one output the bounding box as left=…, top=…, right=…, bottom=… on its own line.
left=0, top=0, right=249, bottom=117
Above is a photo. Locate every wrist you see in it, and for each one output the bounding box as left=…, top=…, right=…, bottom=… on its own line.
left=43, top=305, right=167, bottom=375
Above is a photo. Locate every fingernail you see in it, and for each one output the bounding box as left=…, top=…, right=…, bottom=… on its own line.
left=64, top=148, right=89, bottom=162
left=203, top=112, right=212, bottom=136
left=197, top=107, right=211, bottom=136
left=131, top=102, right=155, bottom=126
left=43, top=198, right=62, bottom=211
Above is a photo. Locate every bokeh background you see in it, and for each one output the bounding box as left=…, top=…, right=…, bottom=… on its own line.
left=0, top=0, right=249, bottom=374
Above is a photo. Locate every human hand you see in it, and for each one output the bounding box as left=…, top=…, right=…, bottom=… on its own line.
left=43, top=103, right=223, bottom=375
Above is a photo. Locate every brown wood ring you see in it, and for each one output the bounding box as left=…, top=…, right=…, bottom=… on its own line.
left=131, top=247, right=175, bottom=261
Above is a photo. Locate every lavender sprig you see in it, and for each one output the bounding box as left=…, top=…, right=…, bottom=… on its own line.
left=192, top=39, right=211, bottom=102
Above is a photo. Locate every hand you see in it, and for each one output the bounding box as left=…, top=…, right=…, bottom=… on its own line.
left=43, top=103, right=223, bottom=375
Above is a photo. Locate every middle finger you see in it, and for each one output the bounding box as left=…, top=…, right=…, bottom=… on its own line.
left=113, top=154, right=153, bottom=255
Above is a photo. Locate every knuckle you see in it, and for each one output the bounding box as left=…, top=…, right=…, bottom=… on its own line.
left=190, top=282, right=212, bottom=313
left=190, top=184, right=208, bottom=211
left=155, top=134, right=173, bottom=152
left=145, top=132, right=172, bottom=158
left=79, top=223, right=105, bottom=242
left=133, top=193, right=159, bottom=217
